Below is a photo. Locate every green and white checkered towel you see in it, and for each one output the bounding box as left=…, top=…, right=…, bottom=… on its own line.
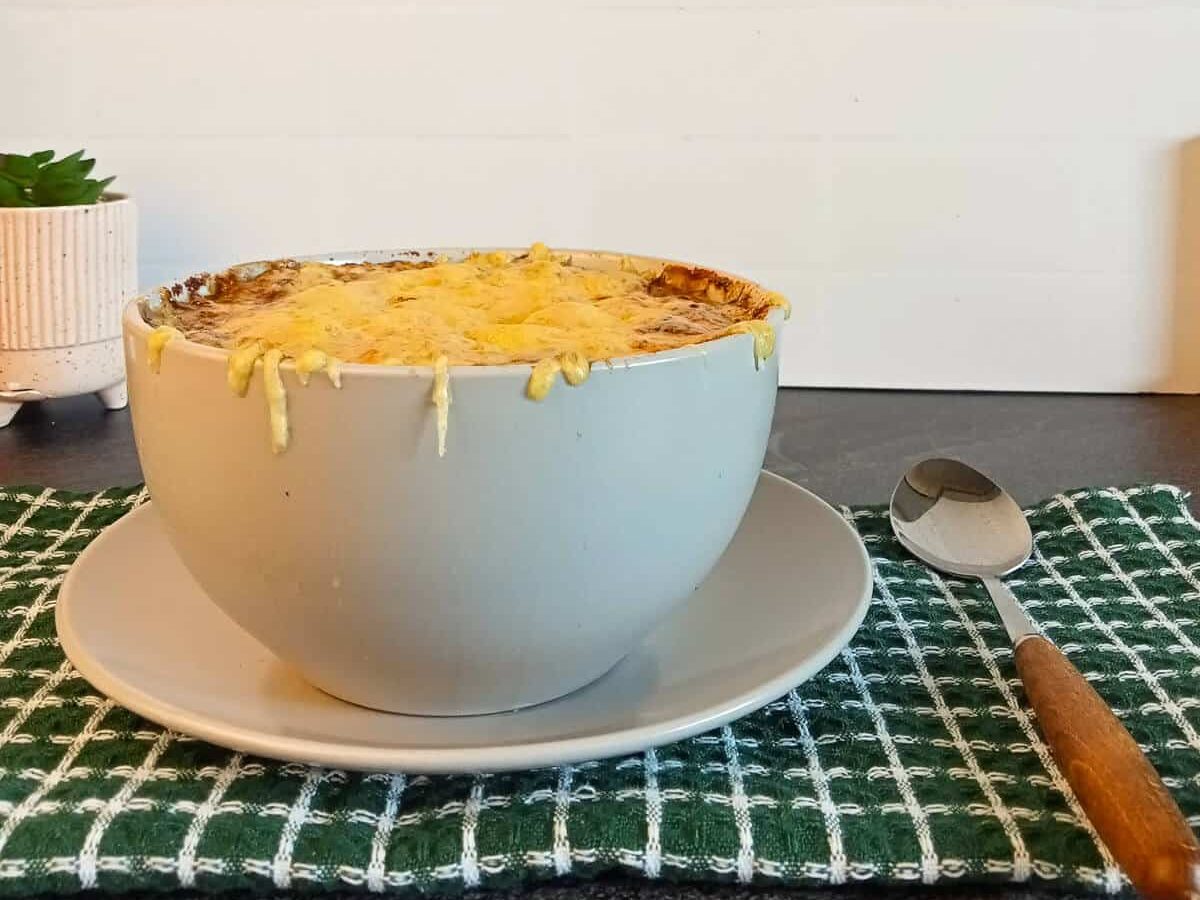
left=0, top=481, right=1197, bottom=896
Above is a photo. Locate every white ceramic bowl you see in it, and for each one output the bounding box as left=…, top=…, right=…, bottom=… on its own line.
left=124, top=248, right=783, bottom=715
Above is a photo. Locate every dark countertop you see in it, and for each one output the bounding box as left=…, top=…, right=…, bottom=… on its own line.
left=2, top=388, right=1198, bottom=900
left=4, top=388, right=1198, bottom=508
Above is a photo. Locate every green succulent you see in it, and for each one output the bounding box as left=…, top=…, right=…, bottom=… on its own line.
left=0, top=150, right=116, bottom=208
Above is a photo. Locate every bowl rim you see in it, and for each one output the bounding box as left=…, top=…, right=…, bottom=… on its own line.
left=123, top=247, right=787, bottom=379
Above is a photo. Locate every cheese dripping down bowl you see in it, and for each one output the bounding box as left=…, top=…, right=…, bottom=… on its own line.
left=123, top=247, right=787, bottom=716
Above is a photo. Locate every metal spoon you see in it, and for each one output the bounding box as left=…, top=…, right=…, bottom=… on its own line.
left=891, top=458, right=1199, bottom=900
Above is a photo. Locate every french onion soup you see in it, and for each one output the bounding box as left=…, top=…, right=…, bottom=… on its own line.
left=141, top=244, right=789, bottom=456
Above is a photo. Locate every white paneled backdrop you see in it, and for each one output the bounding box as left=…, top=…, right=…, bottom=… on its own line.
left=5, top=0, right=1200, bottom=391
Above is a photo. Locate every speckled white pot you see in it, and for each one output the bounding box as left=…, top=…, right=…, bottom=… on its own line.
left=0, top=195, right=137, bottom=426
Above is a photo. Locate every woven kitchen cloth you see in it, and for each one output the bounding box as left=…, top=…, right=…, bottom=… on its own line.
left=0, top=483, right=1199, bottom=896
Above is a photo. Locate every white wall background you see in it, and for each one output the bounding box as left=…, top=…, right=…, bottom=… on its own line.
left=5, top=0, right=1200, bottom=392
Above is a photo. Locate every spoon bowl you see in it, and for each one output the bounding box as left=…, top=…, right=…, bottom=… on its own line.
left=889, top=458, right=1032, bottom=578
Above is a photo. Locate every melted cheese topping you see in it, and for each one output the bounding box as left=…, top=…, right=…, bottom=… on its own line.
left=727, top=320, right=776, bottom=369
left=432, top=354, right=450, bottom=458
left=559, top=350, right=590, bottom=386
left=228, top=341, right=265, bottom=397
left=325, top=358, right=342, bottom=389
left=527, top=357, right=563, bottom=401
left=262, top=348, right=288, bottom=454
left=294, top=349, right=326, bottom=386
left=145, top=245, right=789, bottom=454
left=147, top=325, right=182, bottom=373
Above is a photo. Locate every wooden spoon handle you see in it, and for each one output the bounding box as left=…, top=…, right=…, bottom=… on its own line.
left=1015, top=634, right=1200, bottom=899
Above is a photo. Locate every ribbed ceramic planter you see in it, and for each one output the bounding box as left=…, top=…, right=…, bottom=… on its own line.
left=0, top=194, right=137, bottom=426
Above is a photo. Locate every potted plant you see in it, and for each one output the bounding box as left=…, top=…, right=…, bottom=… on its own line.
left=0, top=150, right=136, bottom=426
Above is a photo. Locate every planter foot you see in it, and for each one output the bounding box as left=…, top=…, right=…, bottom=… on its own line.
left=96, top=381, right=127, bottom=411
left=0, top=399, right=22, bottom=428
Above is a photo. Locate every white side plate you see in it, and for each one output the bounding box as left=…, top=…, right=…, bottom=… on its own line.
left=57, top=472, right=871, bottom=773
